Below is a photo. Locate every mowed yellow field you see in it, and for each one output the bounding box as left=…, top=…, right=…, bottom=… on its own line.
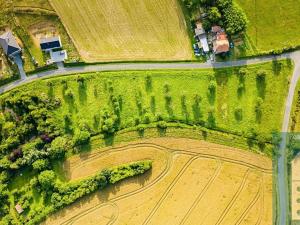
left=49, top=0, right=193, bottom=62
left=43, top=138, right=273, bottom=225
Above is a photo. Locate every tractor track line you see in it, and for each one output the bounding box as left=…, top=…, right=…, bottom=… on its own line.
left=141, top=155, right=208, bottom=225
left=214, top=169, right=251, bottom=225
left=179, top=159, right=223, bottom=225
left=234, top=177, right=263, bottom=225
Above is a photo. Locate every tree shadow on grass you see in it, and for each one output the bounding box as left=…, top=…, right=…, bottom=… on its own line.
left=256, top=77, right=266, bottom=99
left=78, top=82, right=87, bottom=105
left=104, top=134, right=115, bottom=146
left=157, top=127, right=166, bottom=136
left=272, top=59, right=282, bottom=76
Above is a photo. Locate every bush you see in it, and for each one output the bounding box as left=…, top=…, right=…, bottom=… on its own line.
left=32, top=159, right=49, bottom=171
left=38, top=170, right=56, bottom=190
left=49, top=137, right=69, bottom=159
left=157, top=121, right=167, bottom=129
left=108, top=160, right=152, bottom=184
left=222, top=3, right=248, bottom=35
left=72, top=129, right=91, bottom=146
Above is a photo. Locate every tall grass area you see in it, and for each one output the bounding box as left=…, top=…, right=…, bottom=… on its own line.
left=7, top=60, right=292, bottom=150
left=236, top=0, right=300, bottom=55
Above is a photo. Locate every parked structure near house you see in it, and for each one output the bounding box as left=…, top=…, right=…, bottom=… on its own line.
left=194, top=22, right=209, bottom=53
left=15, top=204, right=24, bottom=214
left=0, top=31, right=21, bottom=58
left=212, top=26, right=230, bottom=54
left=40, top=36, right=62, bottom=52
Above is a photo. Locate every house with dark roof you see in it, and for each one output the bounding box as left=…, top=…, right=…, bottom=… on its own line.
left=0, top=31, right=21, bottom=58
left=40, top=36, right=62, bottom=52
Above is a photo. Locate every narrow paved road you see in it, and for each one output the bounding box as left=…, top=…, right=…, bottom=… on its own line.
left=278, top=50, right=300, bottom=225
left=0, top=52, right=294, bottom=94
left=1, top=50, right=300, bottom=224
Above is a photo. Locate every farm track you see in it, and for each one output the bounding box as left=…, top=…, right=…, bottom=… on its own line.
left=62, top=202, right=119, bottom=225
left=141, top=155, right=205, bottom=225
left=234, top=179, right=263, bottom=225
left=179, top=160, right=223, bottom=225
left=68, top=142, right=272, bottom=177
left=214, top=169, right=251, bottom=225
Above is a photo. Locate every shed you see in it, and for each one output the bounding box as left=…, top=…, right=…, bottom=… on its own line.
left=199, top=35, right=209, bottom=53
left=0, top=31, right=21, bottom=57
left=40, top=36, right=62, bottom=51
left=15, top=204, right=24, bottom=214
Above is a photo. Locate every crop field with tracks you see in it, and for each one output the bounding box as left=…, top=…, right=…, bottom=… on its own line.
left=49, top=0, right=193, bottom=62
left=43, top=138, right=272, bottom=225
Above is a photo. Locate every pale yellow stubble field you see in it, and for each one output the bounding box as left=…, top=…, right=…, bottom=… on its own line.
left=49, top=0, right=193, bottom=62
left=43, top=138, right=272, bottom=225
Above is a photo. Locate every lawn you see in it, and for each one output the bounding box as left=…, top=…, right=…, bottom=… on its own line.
left=14, top=13, right=80, bottom=71
left=8, top=60, right=292, bottom=148
left=49, top=0, right=193, bottom=62
left=236, top=0, right=300, bottom=55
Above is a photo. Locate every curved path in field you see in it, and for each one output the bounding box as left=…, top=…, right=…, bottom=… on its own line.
left=2, top=50, right=300, bottom=224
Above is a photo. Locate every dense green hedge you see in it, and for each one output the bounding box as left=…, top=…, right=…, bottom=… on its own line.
left=34, top=160, right=151, bottom=225
left=26, top=64, right=58, bottom=76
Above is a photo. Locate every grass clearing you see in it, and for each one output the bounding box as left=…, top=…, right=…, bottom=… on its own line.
left=49, top=0, right=193, bottom=62
left=6, top=60, right=292, bottom=155
left=236, top=0, right=300, bottom=55
left=43, top=137, right=273, bottom=225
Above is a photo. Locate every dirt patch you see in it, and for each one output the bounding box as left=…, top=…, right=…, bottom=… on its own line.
left=28, top=21, right=58, bottom=46
left=43, top=137, right=272, bottom=225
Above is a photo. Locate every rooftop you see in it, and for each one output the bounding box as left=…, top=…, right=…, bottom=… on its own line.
left=0, top=31, right=21, bottom=56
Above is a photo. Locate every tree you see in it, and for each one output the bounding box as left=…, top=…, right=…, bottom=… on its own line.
left=38, top=170, right=56, bottom=190
left=32, top=159, right=49, bottom=171
left=72, top=129, right=90, bottom=146
left=49, top=137, right=69, bottom=159
left=223, top=3, right=248, bottom=35
left=208, top=7, right=221, bottom=24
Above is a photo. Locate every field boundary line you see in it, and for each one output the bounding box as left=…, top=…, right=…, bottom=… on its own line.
left=179, top=159, right=223, bottom=225
left=214, top=169, right=251, bottom=225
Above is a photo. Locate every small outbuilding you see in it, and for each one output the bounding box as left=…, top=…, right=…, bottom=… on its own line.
left=15, top=204, right=24, bottom=214
left=194, top=22, right=209, bottom=53
left=0, top=31, right=21, bottom=58
left=40, top=36, right=62, bottom=52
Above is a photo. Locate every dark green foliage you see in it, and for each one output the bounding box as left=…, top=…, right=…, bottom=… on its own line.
left=50, top=160, right=152, bottom=210
left=32, top=159, right=49, bottom=171
left=108, top=160, right=152, bottom=184
left=72, top=129, right=91, bottom=146
left=100, top=109, right=119, bottom=134
left=222, top=3, right=248, bottom=35
left=182, top=0, right=247, bottom=35
left=38, top=170, right=56, bottom=190
left=49, top=136, right=69, bottom=159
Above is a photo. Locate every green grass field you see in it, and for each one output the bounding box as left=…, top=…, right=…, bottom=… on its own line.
left=236, top=0, right=300, bottom=55
left=5, top=60, right=292, bottom=152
